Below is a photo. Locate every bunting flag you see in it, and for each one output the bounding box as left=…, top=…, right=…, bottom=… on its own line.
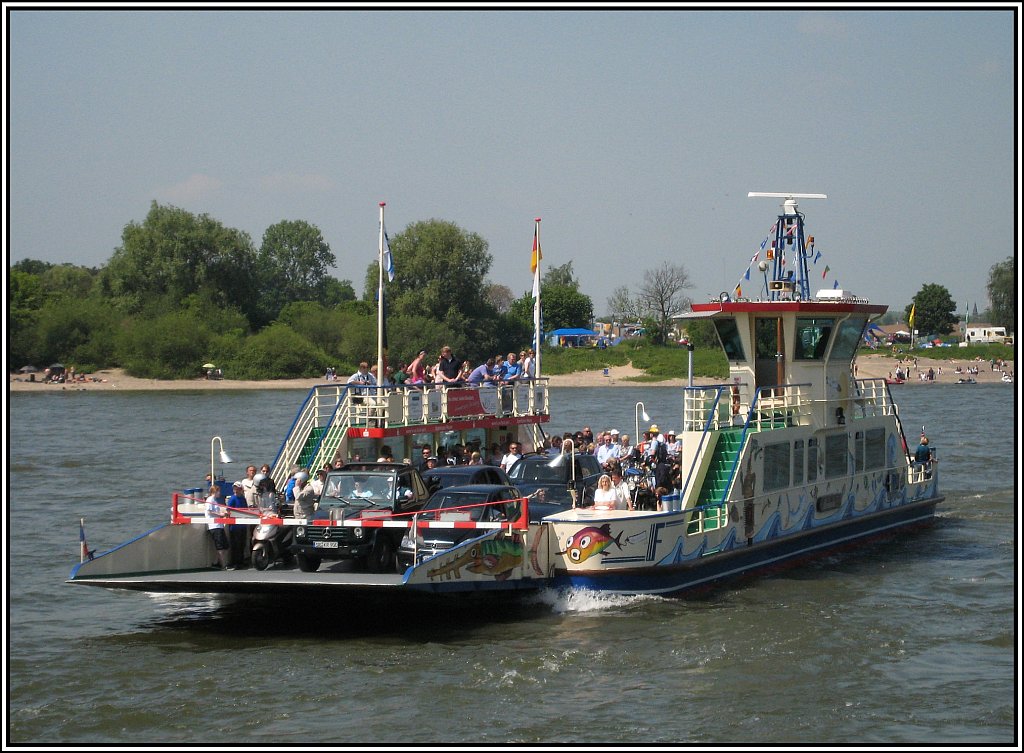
left=735, top=284, right=742, bottom=298
left=744, top=266, right=751, bottom=281
left=814, top=250, right=822, bottom=264
left=833, top=279, right=839, bottom=289
left=822, top=264, right=830, bottom=279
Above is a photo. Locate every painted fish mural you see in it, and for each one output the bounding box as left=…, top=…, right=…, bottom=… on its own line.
left=558, top=524, right=623, bottom=564
left=427, top=537, right=524, bottom=581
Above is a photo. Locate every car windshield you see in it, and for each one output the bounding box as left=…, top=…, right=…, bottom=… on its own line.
left=321, top=472, right=395, bottom=508
left=424, top=492, right=504, bottom=521
left=508, top=458, right=562, bottom=483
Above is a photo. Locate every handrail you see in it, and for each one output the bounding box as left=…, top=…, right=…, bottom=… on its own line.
left=680, top=386, right=727, bottom=500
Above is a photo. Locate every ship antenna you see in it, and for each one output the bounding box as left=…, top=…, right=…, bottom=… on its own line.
left=748, top=192, right=827, bottom=301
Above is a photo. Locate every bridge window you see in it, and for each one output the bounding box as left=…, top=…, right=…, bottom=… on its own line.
left=831, top=317, right=867, bottom=361
left=713, top=317, right=746, bottom=362
left=854, top=431, right=865, bottom=472
left=825, top=433, right=848, bottom=478
left=763, top=442, right=791, bottom=491
left=794, top=318, right=834, bottom=360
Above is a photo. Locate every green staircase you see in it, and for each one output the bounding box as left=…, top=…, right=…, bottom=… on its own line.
left=298, top=426, right=329, bottom=468
left=688, top=429, right=745, bottom=534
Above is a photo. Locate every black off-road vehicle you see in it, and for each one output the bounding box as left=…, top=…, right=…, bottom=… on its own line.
left=291, top=463, right=430, bottom=573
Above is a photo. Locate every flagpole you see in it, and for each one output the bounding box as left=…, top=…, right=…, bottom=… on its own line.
left=532, top=218, right=542, bottom=380
left=377, top=202, right=386, bottom=384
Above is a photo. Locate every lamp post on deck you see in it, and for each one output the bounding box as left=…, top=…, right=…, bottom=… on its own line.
left=210, top=436, right=233, bottom=489
left=547, top=438, right=577, bottom=507
left=635, top=402, right=650, bottom=447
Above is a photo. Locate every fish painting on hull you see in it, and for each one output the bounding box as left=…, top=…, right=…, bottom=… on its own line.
left=427, top=536, right=524, bottom=581
left=558, top=524, right=623, bottom=564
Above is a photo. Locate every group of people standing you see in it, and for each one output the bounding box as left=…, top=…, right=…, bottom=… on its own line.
left=339, top=345, right=538, bottom=394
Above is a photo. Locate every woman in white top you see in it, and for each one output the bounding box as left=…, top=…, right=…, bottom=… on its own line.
left=593, top=474, right=618, bottom=511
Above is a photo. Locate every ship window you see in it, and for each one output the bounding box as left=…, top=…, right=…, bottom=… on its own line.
left=755, top=318, right=781, bottom=360
left=807, top=437, right=818, bottom=482
left=831, top=317, right=866, bottom=361
left=825, top=434, right=848, bottom=478
left=794, top=318, right=834, bottom=360
left=865, top=427, right=885, bottom=469
left=854, top=431, right=865, bottom=472
left=763, top=442, right=791, bottom=491
left=713, top=317, right=745, bottom=362
left=793, top=440, right=804, bottom=486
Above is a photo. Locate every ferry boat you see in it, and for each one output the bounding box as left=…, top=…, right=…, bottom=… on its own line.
left=69, top=193, right=943, bottom=601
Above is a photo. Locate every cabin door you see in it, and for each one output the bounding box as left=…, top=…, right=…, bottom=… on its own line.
left=754, top=317, right=785, bottom=395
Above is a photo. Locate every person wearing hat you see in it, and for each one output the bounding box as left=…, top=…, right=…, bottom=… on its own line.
left=292, top=471, right=319, bottom=519
left=225, top=480, right=250, bottom=569
left=666, top=430, right=681, bottom=460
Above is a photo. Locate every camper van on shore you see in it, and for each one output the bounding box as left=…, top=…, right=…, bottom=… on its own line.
left=964, top=325, right=1011, bottom=344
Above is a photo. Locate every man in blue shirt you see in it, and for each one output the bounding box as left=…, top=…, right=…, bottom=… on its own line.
left=468, top=358, right=498, bottom=386
left=502, top=352, right=523, bottom=383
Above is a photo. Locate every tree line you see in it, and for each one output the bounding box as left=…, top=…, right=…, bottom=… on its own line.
left=8, top=202, right=614, bottom=380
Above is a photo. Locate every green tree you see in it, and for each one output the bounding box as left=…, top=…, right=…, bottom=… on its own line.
left=115, top=310, right=216, bottom=379
left=540, top=285, right=593, bottom=331
left=543, top=261, right=579, bottom=290
left=254, top=220, right=337, bottom=326
left=364, top=219, right=493, bottom=321
left=607, top=285, right=642, bottom=322
left=39, top=264, right=96, bottom=300
left=100, top=201, right=258, bottom=318
left=986, top=257, right=1015, bottom=331
left=905, top=283, right=958, bottom=337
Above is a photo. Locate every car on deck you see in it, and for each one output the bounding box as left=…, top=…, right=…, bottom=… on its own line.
left=291, top=462, right=430, bottom=573
left=505, top=452, right=604, bottom=507
left=421, top=464, right=512, bottom=493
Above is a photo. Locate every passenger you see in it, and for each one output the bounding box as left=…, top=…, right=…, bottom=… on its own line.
left=283, top=464, right=301, bottom=503
left=596, top=432, right=620, bottom=469
left=521, top=348, right=535, bottom=379
left=469, top=451, right=483, bottom=465
left=292, top=472, right=318, bottom=518
left=408, top=349, right=428, bottom=385
left=347, top=361, right=377, bottom=409
left=593, top=474, right=618, bottom=511
left=468, top=358, right=498, bottom=386
left=460, top=360, right=473, bottom=381
left=666, top=431, right=681, bottom=460
left=914, top=435, right=932, bottom=474
left=435, top=345, right=463, bottom=386
left=500, top=441, right=522, bottom=473
left=610, top=468, right=632, bottom=510
left=580, top=426, right=595, bottom=446
left=240, top=464, right=259, bottom=508
left=311, top=468, right=327, bottom=496
left=204, top=483, right=230, bottom=570
left=226, top=480, right=250, bottom=568
left=502, top=352, right=522, bottom=382
left=618, top=434, right=636, bottom=464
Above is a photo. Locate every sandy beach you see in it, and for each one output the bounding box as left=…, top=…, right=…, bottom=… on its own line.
left=7, top=354, right=1013, bottom=392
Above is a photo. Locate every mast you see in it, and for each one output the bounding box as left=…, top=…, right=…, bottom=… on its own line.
left=376, top=202, right=388, bottom=383
left=748, top=193, right=826, bottom=301
left=532, top=218, right=542, bottom=379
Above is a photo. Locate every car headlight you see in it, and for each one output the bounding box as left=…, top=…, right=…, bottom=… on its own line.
left=353, top=527, right=363, bottom=539
left=296, top=526, right=306, bottom=537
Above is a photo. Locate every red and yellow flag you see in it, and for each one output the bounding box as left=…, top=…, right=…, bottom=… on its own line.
left=531, top=225, right=542, bottom=274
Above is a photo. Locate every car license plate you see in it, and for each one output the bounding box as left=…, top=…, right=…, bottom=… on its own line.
left=313, top=541, right=339, bottom=549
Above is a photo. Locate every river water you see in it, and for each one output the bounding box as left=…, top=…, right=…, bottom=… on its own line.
left=6, top=383, right=1018, bottom=746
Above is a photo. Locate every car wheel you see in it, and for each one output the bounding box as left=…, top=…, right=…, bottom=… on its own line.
left=297, top=553, right=321, bottom=572
left=368, top=535, right=394, bottom=573
left=253, top=548, right=271, bottom=571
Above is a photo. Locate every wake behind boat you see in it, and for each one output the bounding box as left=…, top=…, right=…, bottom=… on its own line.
left=69, top=193, right=943, bottom=602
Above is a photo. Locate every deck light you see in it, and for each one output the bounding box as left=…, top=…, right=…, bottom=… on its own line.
left=635, top=402, right=650, bottom=446
left=210, top=436, right=232, bottom=487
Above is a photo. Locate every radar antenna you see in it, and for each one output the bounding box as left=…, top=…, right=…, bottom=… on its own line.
left=748, top=192, right=827, bottom=300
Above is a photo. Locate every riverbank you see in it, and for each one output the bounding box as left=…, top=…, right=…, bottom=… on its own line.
left=7, top=354, right=1014, bottom=392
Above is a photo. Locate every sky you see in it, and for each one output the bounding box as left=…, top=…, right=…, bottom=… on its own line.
left=5, top=4, right=1020, bottom=321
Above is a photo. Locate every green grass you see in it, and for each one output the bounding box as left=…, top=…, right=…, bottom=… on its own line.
left=541, top=341, right=729, bottom=381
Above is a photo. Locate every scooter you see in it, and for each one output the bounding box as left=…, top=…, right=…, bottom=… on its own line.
left=251, top=491, right=295, bottom=571
left=252, top=520, right=295, bottom=571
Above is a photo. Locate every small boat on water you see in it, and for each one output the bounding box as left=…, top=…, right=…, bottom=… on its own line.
left=69, top=193, right=944, bottom=603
